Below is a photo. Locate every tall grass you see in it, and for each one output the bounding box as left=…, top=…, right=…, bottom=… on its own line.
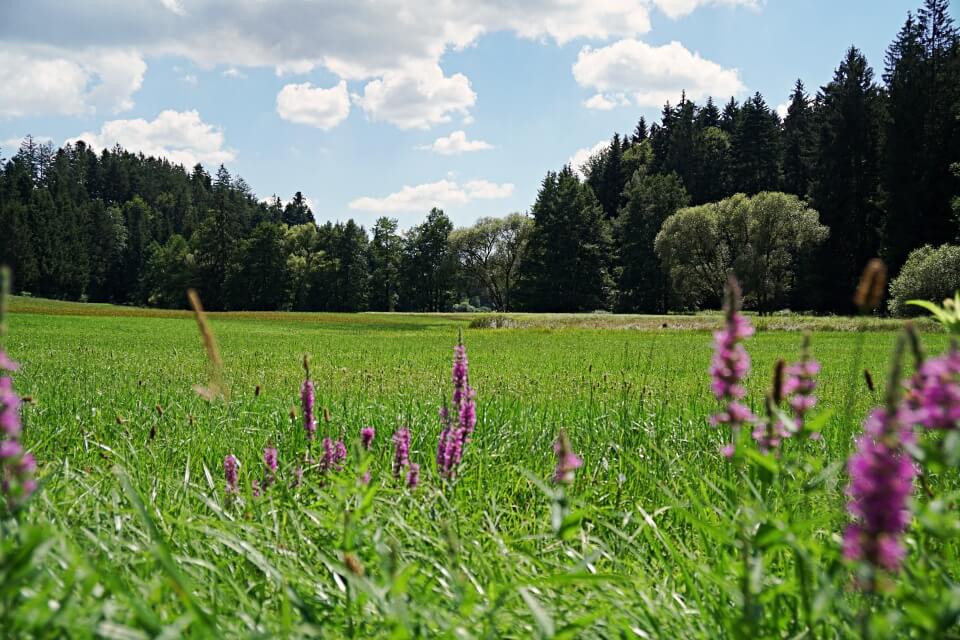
left=0, top=302, right=956, bottom=637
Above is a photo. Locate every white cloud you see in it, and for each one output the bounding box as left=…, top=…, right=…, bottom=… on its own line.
left=0, top=48, right=145, bottom=118
left=1, top=1, right=756, bottom=128
left=775, top=102, right=788, bottom=119
left=182, top=73, right=198, bottom=85
left=573, top=39, right=745, bottom=107
left=353, top=63, right=476, bottom=130
left=652, top=0, right=762, bottom=20
left=349, top=178, right=513, bottom=212
left=567, top=140, right=609, bottom=178
left=583, top=93, right=630, bottom=110
left=160, top=0, right=186, bottom=16
left=68, top=110, right=235, bottom=167
left=465, top=179, right=514, bottom=199
left=276, top=81, right=350, bottom=130
left=2, top=135, right=53, bottom=151
left=222, top=67, right=246, bottom=78
left=418, top=130, right=493, bottom=155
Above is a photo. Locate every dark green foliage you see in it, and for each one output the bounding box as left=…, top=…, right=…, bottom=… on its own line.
left=887, top=243, right=960, bottom=315
left=518, top=167, right=612, bottom=312
left=369, top=217, right=403, bottom=311
left=810, top=47, right=887, bottom=312
left=883, top=1, right=960, bottom=274
left=400, top=208, right=455, bottom=311
left=615, top=171, right=689, bottom=312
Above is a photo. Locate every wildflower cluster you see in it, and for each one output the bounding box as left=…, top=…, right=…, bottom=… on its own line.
left=437, top=340, right=477, bottom=479
left=552, top=431, right=582, bottom=485
left=843, top=406, right=916, bottom=573
left=0, top=350, right=35, bottom=510
left=709, top=278, right=757, bottom=456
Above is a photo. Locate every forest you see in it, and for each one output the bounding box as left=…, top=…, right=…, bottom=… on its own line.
left=1, top=0, right=958, bottom=314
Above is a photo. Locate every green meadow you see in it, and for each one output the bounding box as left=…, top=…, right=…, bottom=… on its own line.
left=2, top=300, right=953, bottom=637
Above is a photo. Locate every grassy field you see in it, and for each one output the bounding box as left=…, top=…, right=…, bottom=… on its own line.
left=2, top=299, right=955, bottom=637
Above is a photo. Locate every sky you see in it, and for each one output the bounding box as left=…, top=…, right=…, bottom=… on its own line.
left=0, top=0, right=942, bottom=230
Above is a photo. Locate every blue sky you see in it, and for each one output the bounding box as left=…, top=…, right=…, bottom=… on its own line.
left=0, top=0, right=943, bottom=229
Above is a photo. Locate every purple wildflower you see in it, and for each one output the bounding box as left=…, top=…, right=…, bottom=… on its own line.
left=251, top=479, right=261, bottom=497
left=301, top=378, right=317, bottom=441
left=843, top=407, right=916, bottom=573
left=0, top=349, right=34, bottom=508
left=908, top=350, right=960, bottom=431
left=784, top=336, right=820, bottom=431
left=406, top=463, right=420, bottom=489
left=320, top=437, right=347, bottom=472
left=263, top=447, right=278, bottom=485
left=0, top=352, right=18, bottom=372
left=437, top=340, right=478, bottom=479
left=392, top=428, right=410, bottom=478
left=552, top=432, right=582, bottom=485
left=709, top=278, right=756, bottom=456
left=224, top=454, right=239, bottom=494
left=359, top=471, right=371, bottom=486
left=360, top=426, right=375, bottom=449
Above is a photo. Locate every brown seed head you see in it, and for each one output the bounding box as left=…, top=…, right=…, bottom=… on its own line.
left=853, top=259, right=887, bottom=312
left=343, top=553, right=365, bottom=577
left=772, top=359, right=786, bottom=405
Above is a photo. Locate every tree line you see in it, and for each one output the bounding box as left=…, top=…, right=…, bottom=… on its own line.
left=1, top=0, right=958, bottom=314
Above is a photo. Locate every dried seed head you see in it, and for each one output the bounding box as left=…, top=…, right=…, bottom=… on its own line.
left=853, top=259, right=887, bottom=312
left=863, top=368, right=875, bottom=392
left=254, top=384, right=261, bottom=397
left=155, top=404, right=163, bottom=416
left=288, top=406, right=298, bottom=422
left=187, top=288, right=228, bottom=402
left=116, top=415, right=125, bottom=425
left=323, top=406, right=331, bottom=423
left=343, top=553, right=365, bottom=577
left=771, top=359, right=786, bottom=405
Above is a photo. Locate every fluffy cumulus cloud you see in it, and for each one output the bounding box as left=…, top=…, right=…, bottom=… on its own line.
left=775, top=102, right=789, bottom=119
left=418, top=130, right=493, bottom=155
left=0, top=0, right=685, bottom=129
left=276, top=81, right=350, bottom=129
left=67, top=110, right=235, bottom=167
left=0, top=47, right=145, bottom=118
left=652, top=0, right=762, bottom=19
left=0, top=1, right=758, bottom=128
left=567, top=140, right=610, bottom=178
left=349, top=178, right=513, bottom=212
left=353, top=63, right=476, bottom=130
left=573, top=39, right=745, bottom=107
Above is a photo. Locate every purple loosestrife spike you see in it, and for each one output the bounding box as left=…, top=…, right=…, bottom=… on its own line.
left=709, top=277, right=756, bottom=455
left=392, top=428, right=410, bottom=478
left=437, top=340, right=478, bottom=479
left=301, top=378, right=317, bottom=441
left=264, top=447, right=278, bottom=485
left=843, top=407, right=916, bottom=572
left=360, top=426, right=375, bottom=449
left=784, top=334, right=820, bottom=432
left=844, top=336, right=916, bottom=577
left=552, top=432, right=582, bottom=485
left=0, top=349, right=34, bottom=509
left=0, top=352, right=19, bottom=372
left=224, top=455, right=239, bottom=494
left=251, top=479, right=261, bottom=497
left=320, top=437, right=347, bottom=473
left=406, top=463, right=420, bottom=489
left=907, top=349, right=960, bottom=431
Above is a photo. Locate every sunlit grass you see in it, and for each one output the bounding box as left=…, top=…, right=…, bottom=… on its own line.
left=2, top=304, right=952, bottom=636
